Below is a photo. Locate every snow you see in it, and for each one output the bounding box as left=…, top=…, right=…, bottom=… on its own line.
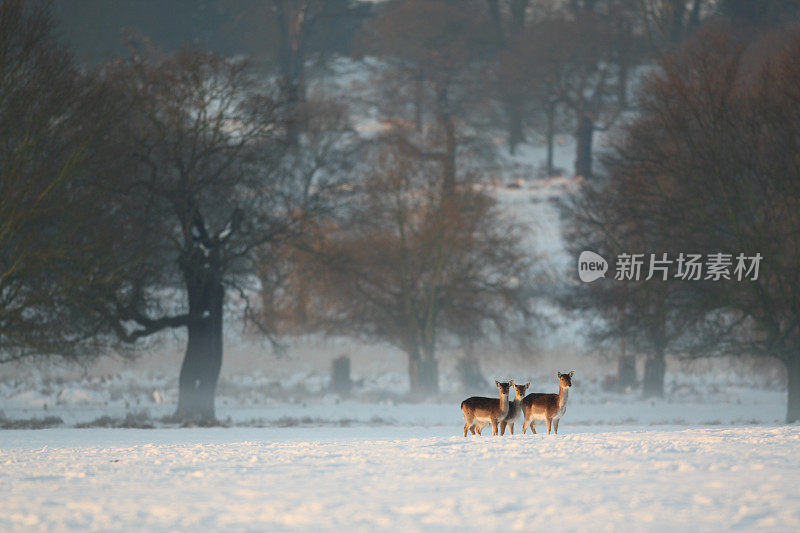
left=0, top=356, right=788, bottom=428
left=3, top=347, right=792, bottom=531
left=2, top=425, right=799, bottom=532
left=1, top=353, right=793, bottom=530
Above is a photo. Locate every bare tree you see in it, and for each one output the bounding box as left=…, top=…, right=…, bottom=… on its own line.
left=485, top=0, right=531, bottom=153
left=495, top=1, right=642, bottom=177
left=494, top=14, right=566, bottom=175
left=566, top=180, right=698, bottom=397
left=94, top=49, right=349, bottom=421
left=719, top=0, right=800, bottom=32
left=637, top=0, right=706, bottom=49
left=556, top=4, right=640, bottom=178
left=568, top=23, right=800, bottom=420
left=277, top=146, right=536, bottom=396
left=226, top=0, right=369, bottom=145
left=365, top=0, right=493, bottom=195
left=0, top=0, right=120, bottom=362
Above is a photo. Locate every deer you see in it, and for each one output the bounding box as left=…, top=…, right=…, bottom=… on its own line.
left=461, top=380, right=511, bottom=437
left=522, top=371, right=573, bottom=435
left=500, top=381, right=529, bottom=435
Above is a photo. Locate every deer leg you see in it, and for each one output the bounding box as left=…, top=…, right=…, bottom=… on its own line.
left=530, top=420, right=537, bottom=434
left=475, top=423, right=483, bottom=435
left=500, top=421, right=507, bottom=436
left=509, top=423, right=515, bottom=435
left=464, top=414, right=474, bottom=437
left=554, top=419, right=560, bottom=434
left=546, top=418, right=552, bottom=434
left=491, top=420, right=499, bottom=436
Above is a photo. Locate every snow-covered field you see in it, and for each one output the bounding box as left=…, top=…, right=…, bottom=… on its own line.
left=3, top=347, right=794, bottom=532
left=0, top=346, right=787, bottom=428
left=1, top=351, right=795, bottom=532
left=3, top=425, right=799, bottom=532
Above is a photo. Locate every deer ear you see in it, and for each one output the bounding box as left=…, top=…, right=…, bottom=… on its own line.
left=495, top=379, right=500, bottom=387
left=557, top=372, right=562, bottom=378
left=569, top=371, right=574, bottom=377
left=509, top=380, right=514, bottom=385
left=525, top=382, right=530, bottom=388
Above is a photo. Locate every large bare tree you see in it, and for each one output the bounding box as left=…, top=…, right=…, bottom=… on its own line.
left=569, top=23, right=800, bottom=420
left=95, top=49, right=350, bottom=421
left=277, top=146, right=536, bottom=396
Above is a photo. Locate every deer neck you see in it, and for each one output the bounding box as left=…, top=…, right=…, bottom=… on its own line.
left=558, top=386, right=569, bottom=409
left=499, top=393, right=509, bottom=417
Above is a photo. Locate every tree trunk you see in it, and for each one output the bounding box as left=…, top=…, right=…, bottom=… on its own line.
left=456, top=355, right=485, bottom=391
left=642, top=354, right=665, bottom=398
left=510, top=0, right=528, bottom=33
left=575, top=112, right=594, bottom=178
left=487, top=0, right=527, bottom=155
left=486, top=0, right=504, bottom=46
left=618, top=354, right=636, bottom=390
left=276, top=3, right=307, bottom=147
left=408, top=350, right=439, bottom=397
left=507, top=96, right=526, bottom=155
left=688, top=0, right=703, bottom=32
left=331, top=355, right=352, bottom=397
left=668, top=0, right=687, bottom=45
left=436, top=86, right=456, bottom=196
left=546, top=105, right=556, bottom=175
left=618, top=61, right=629, bottom=110
left=785, top=355, right=800, bottom=423
left=414, top=71, right=424, bottom=132
left=175, top=273, right=224, bottom=422
left=443, top=117, right=456, bottom=195
left=283, top=77, right=305, bottom=147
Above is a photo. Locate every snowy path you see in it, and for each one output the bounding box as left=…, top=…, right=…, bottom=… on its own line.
left=2, top=426, right=799, bottom=532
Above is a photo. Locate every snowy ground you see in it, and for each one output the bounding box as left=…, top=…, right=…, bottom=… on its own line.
left=3, top=352, right=793, bottom=532
left=0, top=354, right=787, bottom=428
left=1, top=351, right=794, bottom=532
left=2, top=425, right=799, bottom=532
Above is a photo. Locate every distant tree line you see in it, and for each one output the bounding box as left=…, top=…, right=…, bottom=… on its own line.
left=55, top=0, right=800, bottom=180
left=3, top=0, right=800, bottom=423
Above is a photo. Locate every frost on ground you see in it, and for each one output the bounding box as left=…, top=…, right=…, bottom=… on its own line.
left=2, top=426, right=799, bottom=532
left=0, top=375, right=787, bottom=428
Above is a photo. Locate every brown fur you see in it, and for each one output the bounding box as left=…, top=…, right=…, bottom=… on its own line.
left=522, top=371, right=573, bottom=435
left=461, top=380, right=511, bottom=437
left=500, top=382, right=529, bottom=435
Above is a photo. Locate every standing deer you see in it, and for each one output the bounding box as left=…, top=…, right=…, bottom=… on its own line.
left=461, top=380, right=511, bottom=437
left=500, top=381, right=529, bottom=435
left=522, top=371, right=573, bottom=435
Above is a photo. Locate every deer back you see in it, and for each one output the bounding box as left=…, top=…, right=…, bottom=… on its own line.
left=522, top=392, right=559, bottom=416
left=461, top=396, right=505, bottom=417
